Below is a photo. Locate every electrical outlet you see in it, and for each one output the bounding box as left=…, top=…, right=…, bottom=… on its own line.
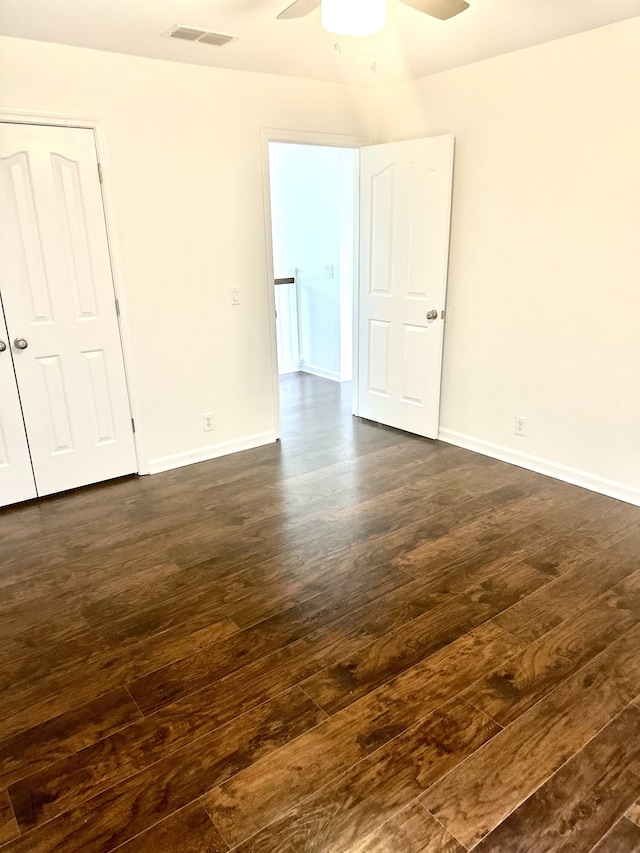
left=514, top=416, right=527, bottom=437
left=231, top=288, right=240, bottom=305
left=324, top=265, right=334, bottom=279
left=202, top=412, right=215, bottom=432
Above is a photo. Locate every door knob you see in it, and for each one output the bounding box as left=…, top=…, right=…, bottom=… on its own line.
left=14, top=338, right=28, bottom=350
left=0, top=341, right=6, bottom=352
left=426, top=309, right=439, bottom=320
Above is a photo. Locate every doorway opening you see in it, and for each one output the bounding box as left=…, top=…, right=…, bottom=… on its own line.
left=267, top=140, right=359, bottom=434
left=262, top=131, right=454, bottom=449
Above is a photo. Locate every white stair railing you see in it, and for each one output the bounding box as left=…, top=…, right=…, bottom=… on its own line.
left=275, top=271, right=301, bottom=374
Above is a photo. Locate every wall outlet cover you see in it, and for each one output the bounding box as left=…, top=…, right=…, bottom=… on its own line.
left=514, top=416, right=527, bottom=437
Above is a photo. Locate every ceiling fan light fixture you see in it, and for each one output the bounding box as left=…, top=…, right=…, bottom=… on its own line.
left=321, top=0, right=387, bottom=36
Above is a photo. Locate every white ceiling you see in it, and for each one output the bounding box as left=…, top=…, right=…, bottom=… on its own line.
left=1, top=0, right=639, bottom=88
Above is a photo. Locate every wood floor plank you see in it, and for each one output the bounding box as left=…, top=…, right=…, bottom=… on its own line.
left=0, top=688, right=143, bottom=789
left=463, top=570, right=640, bottom=726
left=124, top=597, right=358, bottom=714
left=125, top=563, right=402, bottom=716
left=345, top=802, right=465, bottom=853
left=0, top=599, right=89, bottom=647
left=224, top=698, right=498, bottom=853
left=409, top=479, right=548, bottom=537
left=524, top=500, right=640, bottom=578
left=2, top=616, right=94, bottom=668
left=0, top=586, right=238, bottom=697
left=352, top=521, right=556, bottom=638
left=128, top=616, right=370, bottom=733
left=0, top=538, right=169, bottom=602
left=0, top=622, right=367, bottom=831
left=125, top=500, right=424, bottom=639
left=80, top=559, right=266, bottom=633
left=0, top=790, right=19, bottom=845
left=277, top=447, right=483, bottom=524
left=164, top=522, right=342, bottom=624
left=420, top=621, right=640, bottom=849
left=390, top=516, right=549, bottom=585
left=590, top=818, right=640, bottom=853
left=6, top=626, right=344, bottom=821
left=226, top=520, right=448, bottom=630
left=301, top=562, right=546, bottom=715
left=472, top=704, right=640, bottom=853
left=392, top=482, right=592, bottom=579
left=3, top=686, right=324, bottom=849
left=170, top=446, right=482, bottom=584
left=202, top=621, right=520, bottom=846
left=1, top=560, right=182, bottom=637
left=495, top=533, right=640, bottom=643
left=320, top=456, right=531, bottom=544
left=627, top=800, right=640, bottom=827
left=95, top=601, right=239, bottom=650
left=89, top=448, right=424, bottom=592
left=348, top=578, right=450, bottom=638
left=112, top=802, right=229, bottom=852
left=156, top=443, right=464, bottom=585
left=0, top=614, right=238, bottom=742
left=0, top=630, right=111, bottom=703
left=6, top=624, right=363, bottom=831
left=164, top=440, right=458, bottom=571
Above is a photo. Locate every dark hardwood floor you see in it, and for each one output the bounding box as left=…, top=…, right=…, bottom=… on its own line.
left=1, top=371, right=640, bottom=852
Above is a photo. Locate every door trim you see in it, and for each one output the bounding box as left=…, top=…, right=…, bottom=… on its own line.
left=0, top=108, right=146, bottom=474
left=260, top=128, right=369, bottom=439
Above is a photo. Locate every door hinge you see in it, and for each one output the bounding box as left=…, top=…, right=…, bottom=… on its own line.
left=97, top=162, right=103, bottom=183
left=275, top=309, right=278, bottom=319
left=131, top=417, right=136, bottom=434
left=115, top=298, right=120, bottom=317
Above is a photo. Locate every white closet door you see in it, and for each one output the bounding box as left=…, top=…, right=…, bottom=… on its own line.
left=0, top=123, right=137, bottom=498
left=0, top=303, right=37, bottom=506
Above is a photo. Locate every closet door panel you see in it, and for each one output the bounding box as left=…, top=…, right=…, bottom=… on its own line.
left=0, top=123, right=137, bottom=498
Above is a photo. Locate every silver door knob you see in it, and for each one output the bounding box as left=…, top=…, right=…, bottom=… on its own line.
left=426, top=309, right=439, bottom=320
left=14, top=337, right=28, bottom=350
left=0, top=341, right=6, bottom=352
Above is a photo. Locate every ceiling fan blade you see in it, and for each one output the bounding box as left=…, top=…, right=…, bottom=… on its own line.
left=399, top=0, right=469, bottom=20
left=277, top=0, right=321, bottom=20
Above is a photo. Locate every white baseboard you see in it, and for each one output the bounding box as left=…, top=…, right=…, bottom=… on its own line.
left=278, top=358, right=303, bottom=375
left=438, top=428, right=640, bottom=507
left=147, top=431, right=278, bottom=475
left=300, top=363, right=344, bottom=383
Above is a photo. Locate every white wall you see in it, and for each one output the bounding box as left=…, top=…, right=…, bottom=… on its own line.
left=0, top=36, right=375, bottom=472
left=269, top=142, right=355, bottom=382
left=2, top=19, right=639, bottom=504
left=377, top=17, right=640, bottom=504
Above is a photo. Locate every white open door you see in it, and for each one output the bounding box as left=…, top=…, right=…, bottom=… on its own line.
left=0, top=123, right=137, bottom=499
left=357, top=135, right=454, bottom=439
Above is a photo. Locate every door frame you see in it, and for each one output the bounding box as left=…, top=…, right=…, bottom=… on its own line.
left=260, top=128, right=369, bottom=440
left=0, top=108, right=146, bottom=474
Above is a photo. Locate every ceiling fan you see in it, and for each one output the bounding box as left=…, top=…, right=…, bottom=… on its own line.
left=277, top=0, right=470, bottom=26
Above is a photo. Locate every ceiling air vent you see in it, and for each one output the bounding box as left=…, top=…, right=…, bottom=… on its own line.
left=167, top=25, right=237, bottom=47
